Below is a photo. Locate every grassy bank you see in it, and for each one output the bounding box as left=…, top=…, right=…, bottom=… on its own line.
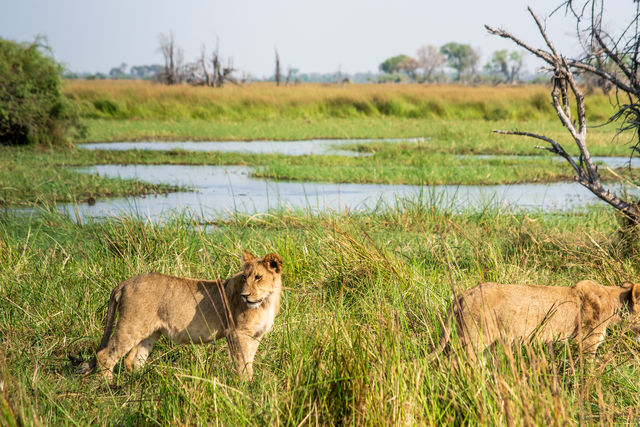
left=77, top=117, right=632, bottom=157
left=2, top=203, right=639, bottom=424
left=0, top=147, right=182, bottom=207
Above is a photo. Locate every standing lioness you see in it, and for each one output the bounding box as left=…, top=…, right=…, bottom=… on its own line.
left=73, top=251, right=283, bottom=381
left=432, top=280, right=640, bottom=361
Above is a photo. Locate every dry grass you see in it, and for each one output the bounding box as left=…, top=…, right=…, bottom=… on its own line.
left=63, top=80, right=617, bottom=122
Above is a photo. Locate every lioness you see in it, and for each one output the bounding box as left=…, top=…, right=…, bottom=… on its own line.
left=72, top=251, right=283, bottom=381
left=431, top=280, right=640, bottom=361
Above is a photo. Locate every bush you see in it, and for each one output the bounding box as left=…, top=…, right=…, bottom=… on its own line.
left=0, top=37, right=84, bottom=146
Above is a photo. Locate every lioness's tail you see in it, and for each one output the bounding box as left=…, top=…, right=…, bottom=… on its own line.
left=69, top=281, right=126, bottom=375
left=426, top=308, right=453, bottom=362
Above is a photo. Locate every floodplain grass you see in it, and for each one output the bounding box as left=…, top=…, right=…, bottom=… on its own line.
left=2, top=200, right=640, bottom=424
left=0, top=146, right=182, bottom=207
left=77, top=116, right=631, bottom=157
left=64, top=80, right=616, bottom=123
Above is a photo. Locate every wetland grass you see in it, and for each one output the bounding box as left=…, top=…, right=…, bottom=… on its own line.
left=2, top=201, right=640, bottom=424
left=64, top=80, right=615, bottom=123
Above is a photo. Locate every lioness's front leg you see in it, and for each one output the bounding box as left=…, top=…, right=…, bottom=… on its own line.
left=229, top=332, right=261, bottom=380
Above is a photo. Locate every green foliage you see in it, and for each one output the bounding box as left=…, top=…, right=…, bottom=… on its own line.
left=0, top=37, right=84, bottom=146
left=440, top=42, right=480, bottom=81
left=486, top=50, right=524, bottom=84
left=379, top=54, right=412, bottom=74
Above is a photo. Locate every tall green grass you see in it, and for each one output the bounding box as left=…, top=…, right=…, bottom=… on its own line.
left=64, top=81, right=618, bottom=123
left=2, top=201, right=640, bottom=424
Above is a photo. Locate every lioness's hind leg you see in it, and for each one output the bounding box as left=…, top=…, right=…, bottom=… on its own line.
left=124, top=331, right=161, bottom=371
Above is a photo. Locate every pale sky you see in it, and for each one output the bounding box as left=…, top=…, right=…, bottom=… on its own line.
left=0, top=0, right=630, bottom=77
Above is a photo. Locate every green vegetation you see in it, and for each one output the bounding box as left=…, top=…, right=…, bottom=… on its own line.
left=440, top=43, right=480, bottom=82
left=256, top=146, right=580, bottom=185
left=2, top=203, right=639, bottom=424
left=77, top=117, right=630, bottom=157
left=1, top=80, right=636, bottom=207
left=0, top=147, right=181, bottom=206
left=0, top=38, right=84, bottom=146
left=64, top=81, right=618, bottom=123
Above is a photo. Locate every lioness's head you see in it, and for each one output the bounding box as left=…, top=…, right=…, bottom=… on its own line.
left=622, top=282, right=640, bottom=338
left=238, top=251, right=283, bottom=309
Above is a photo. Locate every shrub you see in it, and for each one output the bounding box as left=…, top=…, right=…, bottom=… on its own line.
left=0, top=37, right=84, bottom=146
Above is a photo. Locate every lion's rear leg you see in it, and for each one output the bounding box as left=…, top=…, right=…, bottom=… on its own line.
left=124, top=331, right=161, bottom=372
left=96, top=326, right=147, bottom=381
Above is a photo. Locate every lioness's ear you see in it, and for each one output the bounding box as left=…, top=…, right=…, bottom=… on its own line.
left=242, top=250, right=255, bottom=263
left=622, top=281, right=634, bottom=290
left=632, top=283, right=640, bottom=311
left=263, top=253, right=282, bottom=274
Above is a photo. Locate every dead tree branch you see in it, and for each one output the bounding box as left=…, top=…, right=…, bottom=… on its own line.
left=487, top=6, right=640, bottom=223
left=274, top=49, right=281, bottom=86
left=157, top=32, right=184, bottom=85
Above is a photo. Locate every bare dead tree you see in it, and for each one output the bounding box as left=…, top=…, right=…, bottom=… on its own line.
left=275, top=49, right=281, bottom=86
left=285, top=67, right=293, bottom=86
left=221, top=57, right=241, bottom=86
left=486, top=3, right=640, bottom=224
left=199, top=46, right=212, bottom=87
left=212, top=46, right=222, bottom=88
left=157, top=32, right=184, bottom=85
left=205, top=41, right=240, bottom=88
left=416, top=44, right=445, bottom=82
left=157, top=34, right=240, bottom=88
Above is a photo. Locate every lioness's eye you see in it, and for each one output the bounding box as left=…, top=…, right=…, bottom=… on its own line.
left=255, top=275, right=262, bottom=281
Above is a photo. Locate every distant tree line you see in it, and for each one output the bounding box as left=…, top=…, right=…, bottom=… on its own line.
left=378, top=43, right=524, bottom=84
left=64, top=38, right=535, bottom=86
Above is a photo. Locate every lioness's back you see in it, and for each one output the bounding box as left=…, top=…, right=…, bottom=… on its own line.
left=458, top=282, right=581, bottom=341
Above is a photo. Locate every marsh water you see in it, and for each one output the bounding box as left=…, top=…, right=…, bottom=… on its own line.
left=58, top=164, right=633, bottom=222
left=60, top=140, right=640, bottom=221
left=78, top=138, right=425, bottom=157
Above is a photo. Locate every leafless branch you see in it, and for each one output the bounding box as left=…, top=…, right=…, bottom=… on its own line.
left=486, top=4, right=640, bottom=224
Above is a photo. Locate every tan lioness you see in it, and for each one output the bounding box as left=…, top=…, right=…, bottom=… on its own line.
left=72, top=251, right=283, bottom=381
left=431, top=280, right=640, bottom=362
